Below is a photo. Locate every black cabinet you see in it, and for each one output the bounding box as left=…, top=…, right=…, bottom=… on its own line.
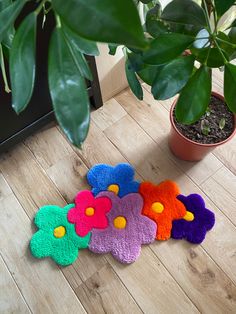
left=0, top=3, right=102, bottom=153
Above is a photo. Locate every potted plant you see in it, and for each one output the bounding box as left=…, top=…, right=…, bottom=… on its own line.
left=121, top=0, right=236, bottom=161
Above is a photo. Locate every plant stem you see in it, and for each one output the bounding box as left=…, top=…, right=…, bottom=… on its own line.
left=216, top=37, right=236, bottom=48
left=55, top=14, right=61, bottom=28
left=214, top=39, right=228, bottom=63
left=202, top=0, right=212, bottom=33
left=35, top=0, right=47, bottom=15
left=0, top=44, right=11, bottom=93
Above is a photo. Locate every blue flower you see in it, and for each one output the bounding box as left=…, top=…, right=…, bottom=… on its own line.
left=87, top=163, right=140, bottom=197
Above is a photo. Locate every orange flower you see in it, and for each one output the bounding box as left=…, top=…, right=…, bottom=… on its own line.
left=139, top=180, right=186, bottom=240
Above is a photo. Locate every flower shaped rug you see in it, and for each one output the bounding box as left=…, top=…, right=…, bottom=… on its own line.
left=87, top=163, right=140, bottom=197
left=67, top=190, right=112, bottom=237
left=139, top=180, right=186, bottom=240
left=89, top=191, right=157, bottom=263
left=171, top=194, right=215, bottom=244
left=30, top=163, right=215, bottom=266
left=30, top=204, right=91, bottom=266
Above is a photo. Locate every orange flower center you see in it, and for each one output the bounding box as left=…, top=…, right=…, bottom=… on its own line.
left=107, top=184, right=119, bottom=195
left=113, top=216, right=127, bottom=229
left=54, top=226, right=66, bottom=238
left=151, top=202, right=164, bottom=213
left=85, top=207, right=95, bottom=216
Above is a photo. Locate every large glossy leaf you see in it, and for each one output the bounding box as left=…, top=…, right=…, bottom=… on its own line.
left=0, top=0, right=15, bottom=49
left=125, top=59, right=143, bottom=100
left=62, top=27, right=93, bottom=80
left=161, top=0, right=206, bottom=27
left=137, top=64, right=163, bottom=85
left=0, top=0, right=25, bottom=42
left=48, top=27, right=90, bottom=147
left=62, top=23, right=99, bottom=56
left=224, top=63, right=236, bottom=112
left=143, top=33, right=194, bottom=65
left=151, top=55, right=195, bottom=100
left=175, top=66, right=211, bottom=124
left=214, top=0, right=235, bottom=18
left=52, top=0, right=147, bottom=49
left=10, top=13, right=36, bottom=114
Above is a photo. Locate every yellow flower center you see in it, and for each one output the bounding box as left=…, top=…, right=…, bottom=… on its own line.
left=54, top=226, right=66, bottom=238
left=183, top=211, right=194, bottom=221
left=113, top=216, right=127, bottom=229
left=151, top=202, right=164, bottom=213
left=85, top=207, right=95, bottom=216
left=107, top=184, right=119, bottom=195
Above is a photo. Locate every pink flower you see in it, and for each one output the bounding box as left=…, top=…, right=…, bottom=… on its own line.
left=68, top=190, right=112, bottom=237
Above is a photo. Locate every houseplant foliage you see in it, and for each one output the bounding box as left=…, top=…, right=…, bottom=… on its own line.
left=123, top=0, right=236, bottom=126
left=0, top=0, right=236, bottom=148
left=0, top=0, right=146, bottom=147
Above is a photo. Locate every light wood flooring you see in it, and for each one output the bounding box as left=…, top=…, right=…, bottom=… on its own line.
left=0, top=72, right=236, bottom=313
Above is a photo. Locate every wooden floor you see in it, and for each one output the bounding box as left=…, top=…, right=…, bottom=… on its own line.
left=1, top=73, right=236, bottom=313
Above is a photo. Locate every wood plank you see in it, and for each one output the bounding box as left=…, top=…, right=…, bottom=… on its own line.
left=0, top=179, right=86, bottom=313
left=47, top=153, right=90, bottom=204
left=151, top=241, right=236, bottom=313
left=92, top=98, right=127, bottom=131
left=76, top=263, right=142, bottom=314
left=67, top=121, right=128, bottom=167
left=201, top=167, right=236, bottom=226
left=0, top=255, right=31, bottom=314
left=108, top=247, right=199, bottom=313
left=24, top=124, right=72, bottom=170
left=115, top=88, right=222, bottom=185
left=213, top=137, right=236, bottom=176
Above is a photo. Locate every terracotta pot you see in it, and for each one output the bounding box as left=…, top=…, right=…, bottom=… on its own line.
left=168, top=91, right=236, bottom=161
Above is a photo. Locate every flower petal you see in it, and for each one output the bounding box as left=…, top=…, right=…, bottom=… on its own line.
left=51, top=242, right=79, bottom=266
left=30, top=230, right=52, bottom=259
left=111, top=240, right=141, bottom=264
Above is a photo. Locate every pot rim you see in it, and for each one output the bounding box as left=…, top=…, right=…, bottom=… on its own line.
left=170, top=91, right=236, bottom=148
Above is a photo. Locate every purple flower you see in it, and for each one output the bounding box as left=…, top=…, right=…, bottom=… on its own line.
left=89, top=191, right=157, bottom=263
left=171, top=194, right=215, bottom=244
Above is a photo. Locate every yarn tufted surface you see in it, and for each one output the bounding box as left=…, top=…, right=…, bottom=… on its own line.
left=30, top=163, right=215, bottom=266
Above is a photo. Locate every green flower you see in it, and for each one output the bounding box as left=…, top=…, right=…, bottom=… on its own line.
left=30, top=204, right=91, bottom=266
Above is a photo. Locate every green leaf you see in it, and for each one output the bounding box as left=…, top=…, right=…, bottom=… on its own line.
left=214, top=0, right=235, bottom=18
left=0, top=0, right=15, bottom=49
left=52, top=0, right=147, bottom=49
left=146, top=3, right=169, bottom=38
left=143, top=33, right=194, bottom=65
left=108, top=44, right=119, bottom=55
left=191, top=47, right=228, bottom=68
left=151, top=55, right=195, bottom=100
left=10, top=13, right=36, bottom=114
left=0, top=0, right=25, bottom=42
left=48, top=27, right=90, bottom=147
left=224, top=63, right=236, bottom=112
left=125, top=59, right=143, bottom=100
left=62, top=22, right=99, bottom=56
left=219, top=118, right=226, bottom=130
left=137, top=64, right=162, bottom=85
left=161, top=0, right=206, bottom=27
left=228, top=27, right=236, bottom=44
left=62, top=27, right=93, bottom=80
left=175, top=66, right=211, bottom=124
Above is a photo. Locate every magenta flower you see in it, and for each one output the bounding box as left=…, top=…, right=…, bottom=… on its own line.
left=89, top=191, right=157, bottom=263
left=67, top=190, right=112, bottom=237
